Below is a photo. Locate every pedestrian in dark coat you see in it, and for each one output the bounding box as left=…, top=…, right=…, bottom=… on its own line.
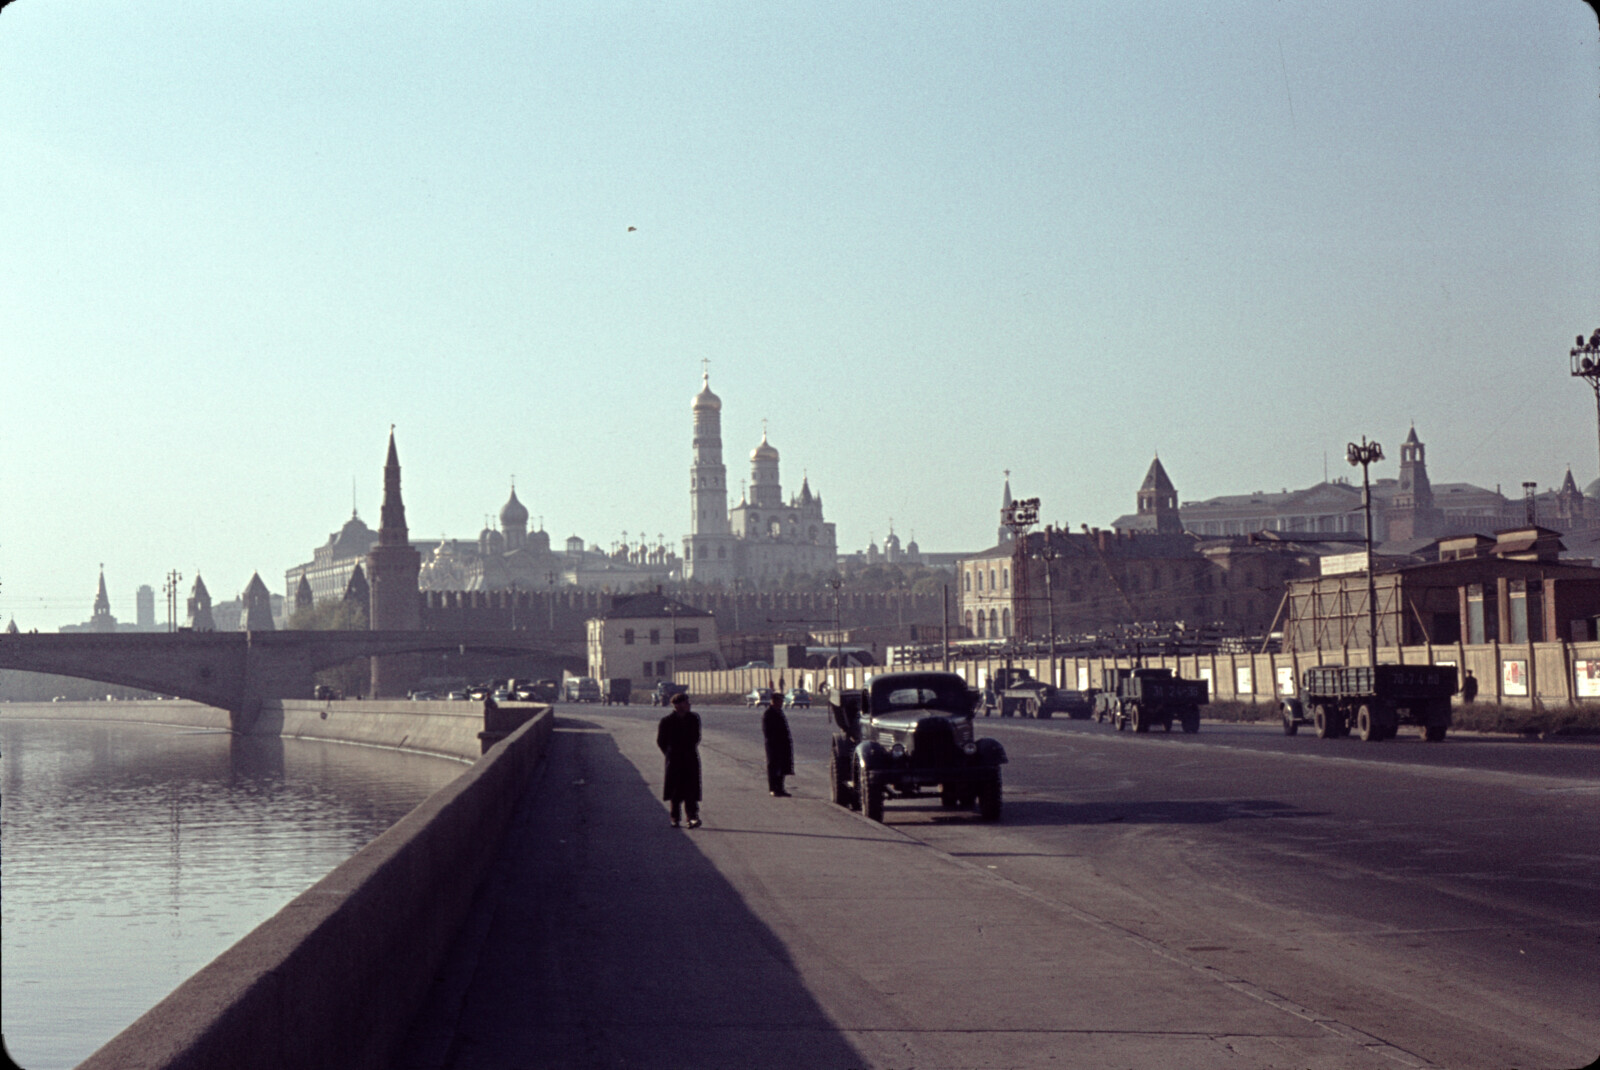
left=1460, top=669, right=1478, bottom=704
left=763, top=691, right=794, bottom=796
left=657, top=692, right=702, bottom=827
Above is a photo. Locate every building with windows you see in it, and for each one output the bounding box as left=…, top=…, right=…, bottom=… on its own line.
left=1284, top=526, right=1600, bottom=652
left=957, top=524, right=1324, bottom=641
left=586, top=590, right=722, bottom=689
left=1110, top=429, right=1591, bottom=545
left=682, top=373, right=836, bottom=585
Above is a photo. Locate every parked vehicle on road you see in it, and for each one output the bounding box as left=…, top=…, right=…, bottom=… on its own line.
left=562, top=676, right=601, bottom=703
left=783, top=687, right=811, bottom=709
left=744, top=687, right=775, bottom=708
left=982, top=667, right=1091, bottom=718
left=601, top=678, right=632, bottom=706
left=828, top=671, right=1005, bottom=822
left=1095, top=667, right=1208, bottom=733
left=512, top=679, right=559, bottom=702
left=1286, top=664, right=1458, bottom=741
left=652, top=681, right=688, bottom=706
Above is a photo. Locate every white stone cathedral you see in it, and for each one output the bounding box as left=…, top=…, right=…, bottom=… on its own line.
left=682, top=373, right=837, bottom=584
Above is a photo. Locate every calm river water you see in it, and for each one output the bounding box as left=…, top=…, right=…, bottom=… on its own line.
left=1, top=711, right=468, bottom=1069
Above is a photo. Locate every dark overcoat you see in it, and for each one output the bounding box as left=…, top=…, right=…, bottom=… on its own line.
left=762, top=702, right=794, bottom=775
left=657, top=709, right=702, bottom=802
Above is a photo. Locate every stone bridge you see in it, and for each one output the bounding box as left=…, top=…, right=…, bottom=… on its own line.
left=0, top=630, right=581, bottom=730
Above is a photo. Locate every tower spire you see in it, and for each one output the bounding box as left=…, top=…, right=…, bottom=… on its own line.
left=378, top=428, right=409, bottom=546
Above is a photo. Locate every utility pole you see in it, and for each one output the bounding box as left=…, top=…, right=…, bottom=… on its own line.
left=163, top=570, right=182, bottom=632
left=1346, top=437, right=1384, bottom=668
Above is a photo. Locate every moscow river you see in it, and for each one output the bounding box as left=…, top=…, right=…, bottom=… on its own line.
left=1, top=710, right=468, bottom=1069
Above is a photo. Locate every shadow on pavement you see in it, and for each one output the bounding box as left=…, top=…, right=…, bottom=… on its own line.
left=959, top=797, right=1332, bottom=827
left=397, top=721, right=868, bottom=1070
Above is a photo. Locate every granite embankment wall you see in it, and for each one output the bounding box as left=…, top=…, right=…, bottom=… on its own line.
left=8, top=698, right=555, bottom=1070
left=0, top=696, right=510, bottom=760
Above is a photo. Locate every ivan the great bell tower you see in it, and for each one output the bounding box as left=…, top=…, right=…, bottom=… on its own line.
left=683, top=373, right=738, bottom=582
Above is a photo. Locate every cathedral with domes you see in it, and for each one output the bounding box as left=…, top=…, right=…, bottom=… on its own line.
left=682, top=373, right=836, bottom=584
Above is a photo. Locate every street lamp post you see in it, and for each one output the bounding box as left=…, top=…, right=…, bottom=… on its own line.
left=163, top=570, right=182, bottom=632
left=1346, top=437, right=1385, bottom=668
left=1569, top=327, right=1600, bottom=482
left=546, top=570, right=556, bottom=632
left=828, top=576, right=844, bottom=691
left=1035, top=527, right=1060, bottom=688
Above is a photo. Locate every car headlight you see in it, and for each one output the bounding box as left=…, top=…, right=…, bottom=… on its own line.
left=963, top=742, right=978, bottom=756
left=890, top=743, right=905, bottom=758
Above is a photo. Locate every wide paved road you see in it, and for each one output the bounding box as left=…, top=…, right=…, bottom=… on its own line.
left=399, top=704, right=1600, bottom=1070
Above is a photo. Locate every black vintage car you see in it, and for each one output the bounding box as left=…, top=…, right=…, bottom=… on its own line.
left=827, top=671, right=1007, bottom=822
left=652, top=681, right=689, bottom=706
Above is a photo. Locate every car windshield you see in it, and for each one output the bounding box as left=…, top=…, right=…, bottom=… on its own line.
left=871, top=676, right=971, bottom=716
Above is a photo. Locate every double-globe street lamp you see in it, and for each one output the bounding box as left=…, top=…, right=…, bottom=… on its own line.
left=1569, top=327, right=1600, bottom=482
left=1347, top=437, right=1385, bottom=667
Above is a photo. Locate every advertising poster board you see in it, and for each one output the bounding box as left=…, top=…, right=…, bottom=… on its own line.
left=1276, top=665, right=1296, bottom=696
left=1235, top=665, right=1253, bottom=695
left=1575, top=659, right=1600, bottom=698
left=1502, top=659, right=1529, bottom=697
left=1077, top=665, right=1090, bottom=691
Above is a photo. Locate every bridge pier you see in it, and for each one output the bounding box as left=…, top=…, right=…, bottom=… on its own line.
left=234, top=638, right=317, bottom=733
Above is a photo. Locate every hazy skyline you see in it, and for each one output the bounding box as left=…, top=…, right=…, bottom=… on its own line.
left=4, top=3, right=1597, bottom=630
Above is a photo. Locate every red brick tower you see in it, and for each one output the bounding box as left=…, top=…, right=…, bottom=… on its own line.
left=368, top=429, right=421, bottom=697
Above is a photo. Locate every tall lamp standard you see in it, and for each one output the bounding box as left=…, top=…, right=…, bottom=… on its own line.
left=1001, top=496, right=1040, bottom=674
left=828, top=575, right=844, bottom=691
left=1346, top=437, right=1385, bottom=668
left=1035, top=527, right=1060, bottom=688
left=1569, top=327, right=1600, bottom=480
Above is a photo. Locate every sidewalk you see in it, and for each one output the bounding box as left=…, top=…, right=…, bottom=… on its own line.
left=398, top=713, right=1410, bottom=1070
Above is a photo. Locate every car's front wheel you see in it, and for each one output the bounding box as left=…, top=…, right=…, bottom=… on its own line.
left=829, top=738, right=854, bottom=808
left=864, top=770, right=886, bottom=822
left=977, top=772, right=1002, bottom=821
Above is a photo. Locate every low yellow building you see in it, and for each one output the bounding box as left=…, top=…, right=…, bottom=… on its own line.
left=586, top=591, right=722, bottom=691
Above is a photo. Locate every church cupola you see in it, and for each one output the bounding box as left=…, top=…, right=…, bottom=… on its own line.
left=499, top=483, right=529, bottom=548
left=750, top=425, right=782, bottom=508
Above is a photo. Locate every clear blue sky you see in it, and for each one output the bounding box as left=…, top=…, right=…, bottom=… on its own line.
left=3, top=2, right=1597, bottom=630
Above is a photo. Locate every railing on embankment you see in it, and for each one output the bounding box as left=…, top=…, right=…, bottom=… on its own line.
left=676, top=639, right=1600, bottom=708
left=53, top=702, right=554, bottom=1070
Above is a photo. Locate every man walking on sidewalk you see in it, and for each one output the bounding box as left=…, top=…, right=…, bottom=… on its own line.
left=658, top=691, right=702, bottom=828
left=763, top=689, right=794, bottom=797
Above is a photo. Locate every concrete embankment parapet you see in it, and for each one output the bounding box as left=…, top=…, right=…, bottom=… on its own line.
left=76, top=705, right=555, bottom=1070
left=0, top=697, right=546, bottom=761
left=255, top=698, right=517, bottom=761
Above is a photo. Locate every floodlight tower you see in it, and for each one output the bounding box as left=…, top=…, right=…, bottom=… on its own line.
left=1569, top=327, right=1600, bottom=482
left=1002, top=496, right=1039, bottom=668
left=1346, top=437, right=1384, bottom=667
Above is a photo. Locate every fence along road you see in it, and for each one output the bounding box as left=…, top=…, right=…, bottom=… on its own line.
left=400, top=704, right=1599, bottom=1070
